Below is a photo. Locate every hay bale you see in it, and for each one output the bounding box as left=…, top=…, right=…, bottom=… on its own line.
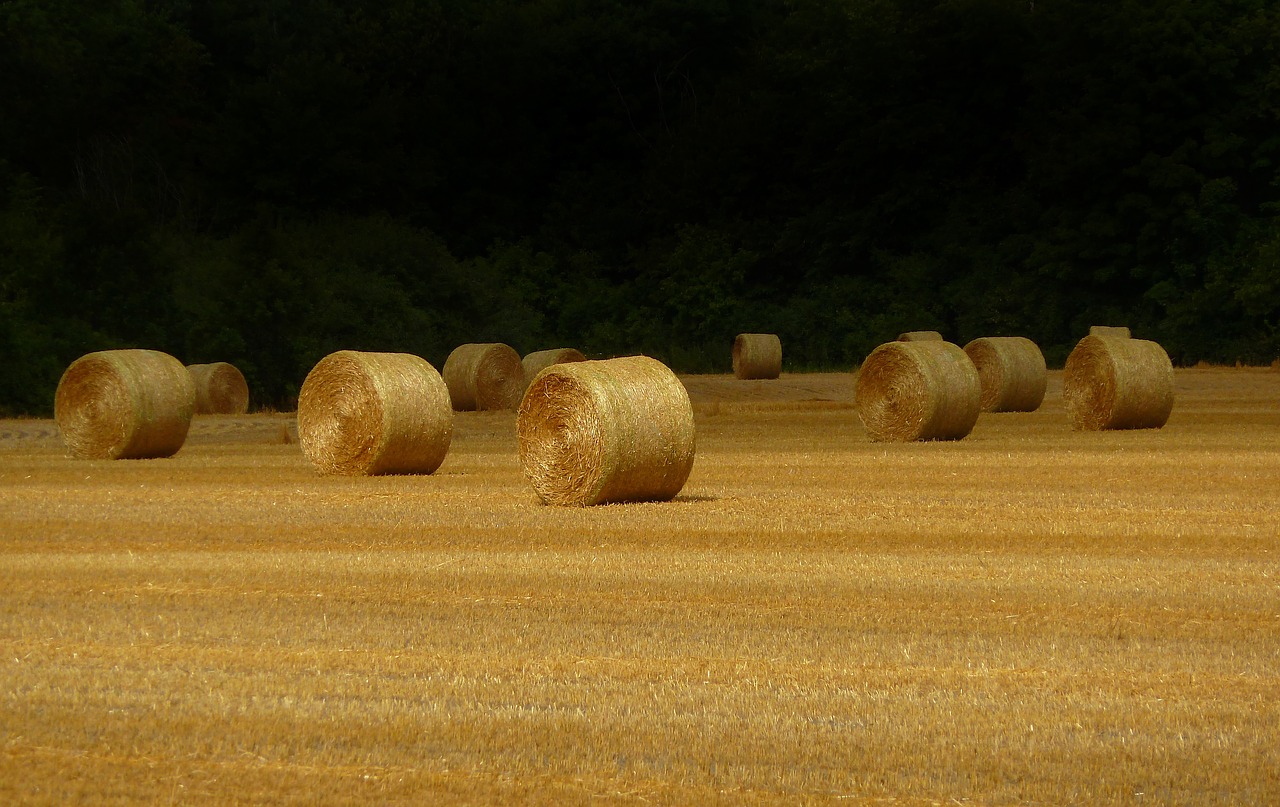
left=187, top=362, right=250, bottom=415
left=442, top=343, right=525, bottom=411
left=522, top=348, right=587, bottom=382
left=1063, top=335, right=1173, bottom=430
left=898, top=330, right=944, bottom=342
left=854, top=341, right=981, bottom=441
left=1089, top=325, right=1131, bottom=339
left=962, top=336, right=1047, bottom=413
left=732, top=333, right=782, bottom=380
left=517, top=355, right=696, bottom=506
left=297, top=350, right=452, bottom=475
left=54, top=349, right=195, bottom=459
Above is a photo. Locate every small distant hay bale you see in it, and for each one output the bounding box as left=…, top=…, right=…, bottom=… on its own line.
left=1063, top=335, right=1173, bottom=431
left=1089, top=325, right=1131, bottom=339
left=962, top=337, right=1047, bottom=413
left=297, top=350, right=452, bottom=475
left=518, top=355, right=696, bottom=506
left=854, top=341, right=981, bottom=441
left=522, top=348, right=587, bottom=382
left=898, top=330, right=944, bottom=342
left=54, top=349, right=195, bottom=460
left=732, top=333, right=782, bottom=380
left=442, top=343, right=525, bottom=411
left=186, top=362, right=250, bottom=415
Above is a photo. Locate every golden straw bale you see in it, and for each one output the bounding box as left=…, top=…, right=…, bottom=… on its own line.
left=732, top=333, right=782, bottom=380
left=54, top=349, right=195, bottom=460
left=442, top=343, right=525, bottom=411
left=962, top=336, right=1047, bottom=413
left=517, top=355, right=696, bottom=506
left=297, top=350, right=452, bottom=476
left=186, top=362, right=250, bottom=414
left=854, top=341, right=981, bottom=441
left=897, top=330, right=944, bottom=342
left=1089, top=325, right=1131, bottom=338
left=1063, top=335, right=1173, bottom=430
left=522, top=348, right=587, bottom=382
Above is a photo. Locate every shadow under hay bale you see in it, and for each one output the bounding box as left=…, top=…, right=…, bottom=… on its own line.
left=732, top=333, right=782, bottom=380
left=54, top=349, right=195, bottom=460
left=187, top=362, right=250, bottom=415
left=897, top=330, right=944, bottom=342
left=443, top=343, right=525, bottom=411
left=297, top=350, right=452, bottom=475
left=521, top=348, right=586, bottom=385
left=963, top=337, right=1047, bottom=413
left=855, top=341, right=980, bottom=441
left=517, top=355, right=696, bottom=506
left=1064, top=335, right=1173, bottom=431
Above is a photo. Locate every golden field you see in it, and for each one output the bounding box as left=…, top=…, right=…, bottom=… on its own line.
left=1, top=368, right=1278, bottom=805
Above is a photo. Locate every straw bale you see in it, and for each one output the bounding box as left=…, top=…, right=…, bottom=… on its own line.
left=517, top=355, right=696, bottom=506
left=522, top=348, right=587, bottom=382
left=187, top=362, right=250, bottom=415
left=854, top=341, right=981, bottom=441
left=898, top=330, right=944, bottom=342
left=297, top=350, right=452, bottom=475
left=1063, top=335, right=1173, bottom=430
left=442, top=343, right=525, bottom=411
left=963, top=336, right=1047, bottom=413
left=1089, top=325, right=1131, bottom=339
left=54, top=349, right=195, bottom=459
left=732, top=333, right=782, bottom=380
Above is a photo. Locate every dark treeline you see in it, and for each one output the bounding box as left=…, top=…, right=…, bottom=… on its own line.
left=3, top=0, right=1279, bottom=413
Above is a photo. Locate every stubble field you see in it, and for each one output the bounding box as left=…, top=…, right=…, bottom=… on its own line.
left=1, top=368, right=1278, bottom=805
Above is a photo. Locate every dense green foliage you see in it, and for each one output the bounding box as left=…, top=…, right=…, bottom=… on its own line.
left=3, top=0, right=1279, bottom=413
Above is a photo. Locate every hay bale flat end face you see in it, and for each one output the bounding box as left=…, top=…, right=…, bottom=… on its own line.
left=732, top=334, right=782, bottom=380
left=897, top=330, right=944, bottom=342
left=1064, top=335, right=1173, bottom=430
left=1089, top=325, right=1132, bottom=339
left=517, top=355, right=696, bottom=506
left=443, top=343, right=525, bottom=411
left=54, top=349, right=195, bottom=460
left=521, top=348, right=587, bottom=386
left=298, top=350, right=452, bottom=475
left=963, top=336, right=1047, bottom=413
left=187, top=362, right=250, bottom=414
left=854, top=341, right=981, bottom=441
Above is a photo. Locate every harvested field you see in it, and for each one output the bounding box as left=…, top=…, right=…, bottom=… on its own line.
left=2, top=368, right=1279, bottom=804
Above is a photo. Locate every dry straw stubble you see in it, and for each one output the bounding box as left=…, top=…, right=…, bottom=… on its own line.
left=1063, top=335, right=1174, bottom=430
left=732, top=333, right=782, bottom=380
left=855, top=341, right=981, bottom=441
left=522, top=348, right=587, bottom=382
left=297, top=350, right=452, bottom=475
left=963, top=336, right=1047, bottom=413
left=187, top=362, right=250, bottom=414
left=443, top=343, right=526, bottom=411
left=54, top=349, right=196, bottom=460
left=517, top=355, right=696, bottom=506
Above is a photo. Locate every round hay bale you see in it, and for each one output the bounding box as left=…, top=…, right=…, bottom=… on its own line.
left=54, top=349, right=195, bottom=460
left=187, top=362, right=250, bottom=415
left=1063, top=335, right=1173, bottom=431
left=732, top=333, right=782, bottom=380
left=1089, top=325, right=1131, bottom=339
left=854, top=341, right=981, bottom=441
left=897, top=330, right=944, bottom=342
left=518, top=355, right=696, bottom=506
left=962, top=337, right=1047, bottom=413
left=522, top=348, right=587, bottom=382
left=442, top=343, right=525, bottom=411
left=297, top=350, right=452, bottom=476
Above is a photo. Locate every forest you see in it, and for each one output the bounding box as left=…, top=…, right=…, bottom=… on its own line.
left=3, top=0, right=1279, bottom=413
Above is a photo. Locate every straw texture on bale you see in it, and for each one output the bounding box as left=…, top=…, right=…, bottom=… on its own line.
left=732, top=333, right=782, bottom=380
left=897, top=330, right=944, bottom=342
left=54, top=349, right=195, bottom=460
left=297, top=350, right=452, bottom=475
left=1063, top=335, right=1173, bottom=431
left=442, top=343, right=525, bottom=411
left=522, top=348, right=587, bottom=382
left=962, top=336, right=1047, bottom=413
left=854, top=341, right=981, bottom=441
left=187, top=362, right=250, bottom=414
left=517, top=355, right=696, bottom=506
left=1089, top=325, right=1132, bottom=339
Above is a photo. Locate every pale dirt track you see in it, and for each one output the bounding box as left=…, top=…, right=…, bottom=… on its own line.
left=1, top=369, right=1279, bottom=804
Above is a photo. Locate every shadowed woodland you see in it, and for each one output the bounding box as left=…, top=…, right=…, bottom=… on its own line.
left=3, top=0, right=1280, bottom=413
